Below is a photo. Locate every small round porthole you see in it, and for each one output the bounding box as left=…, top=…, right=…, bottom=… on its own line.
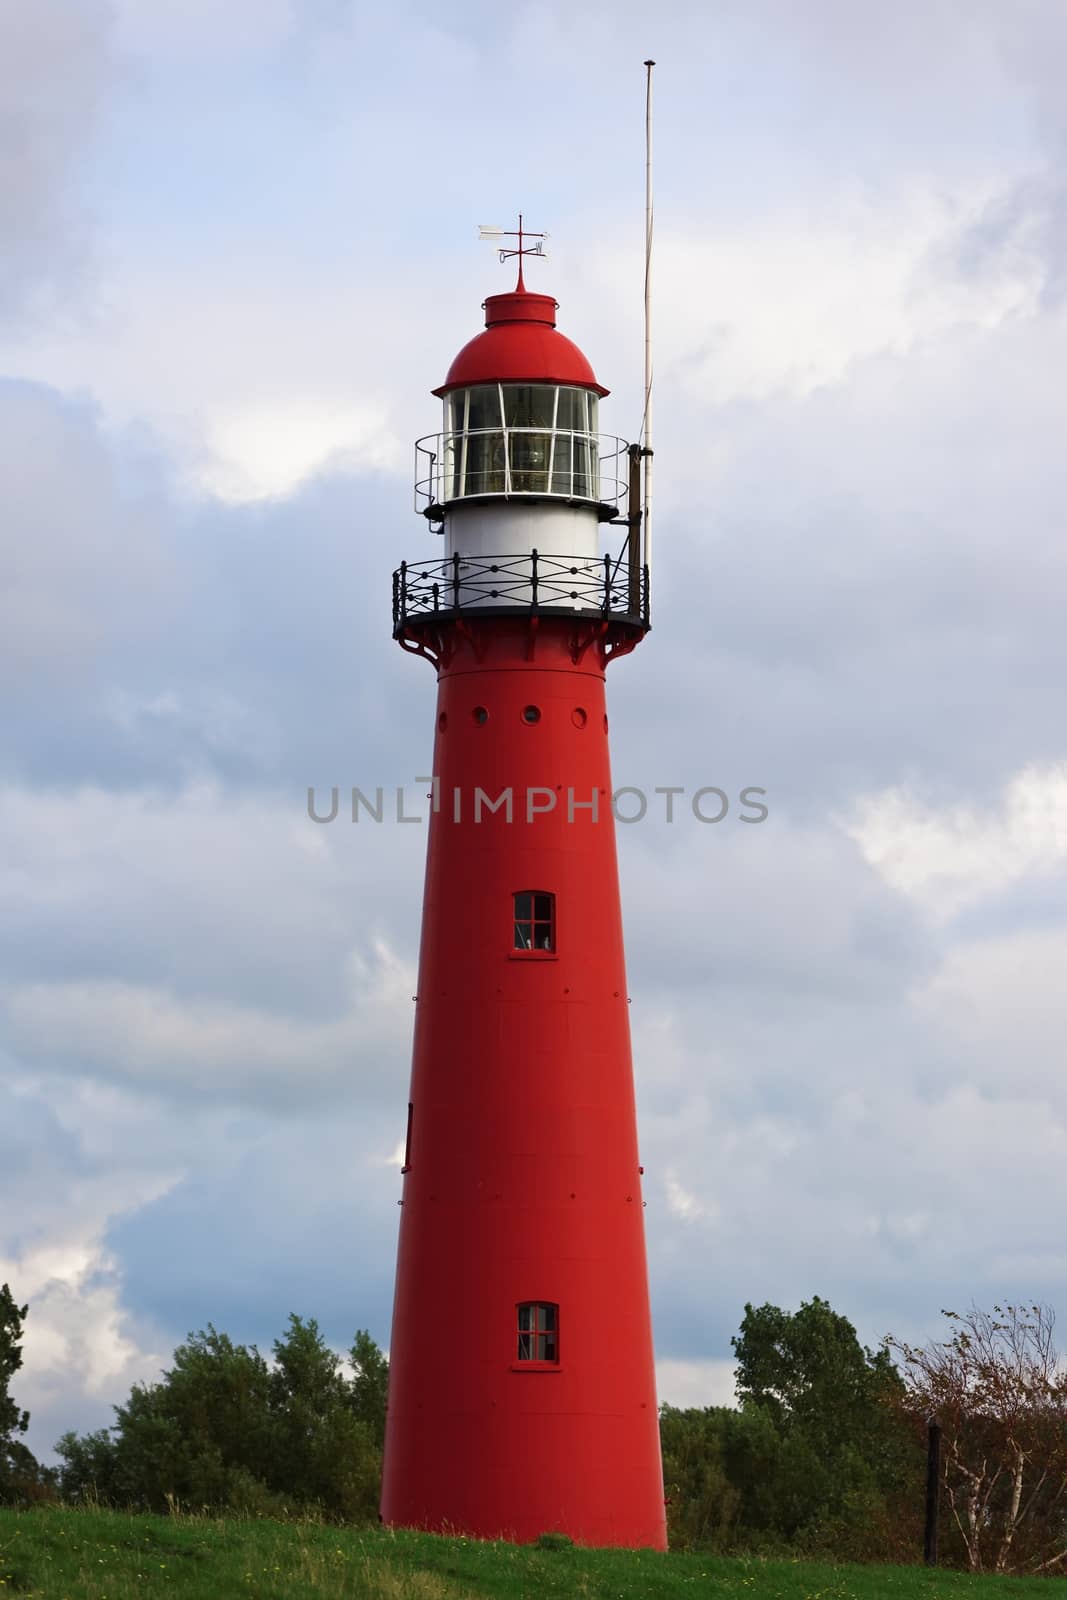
left=438, top=712, right=448, bottom=732
left=521, top=705, right=541, bottom=724
left=572, top=707, right=587, bottom=729
left=472, top=706, right=489, bottom=725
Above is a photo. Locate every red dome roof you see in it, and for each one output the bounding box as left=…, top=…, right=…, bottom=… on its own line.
left=433, top=288, right=609, bottom=398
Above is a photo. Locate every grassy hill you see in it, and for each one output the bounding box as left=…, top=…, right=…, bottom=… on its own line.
left=0, top=1509, right=1059, bottom=1599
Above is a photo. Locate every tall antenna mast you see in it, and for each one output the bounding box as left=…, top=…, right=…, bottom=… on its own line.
left=642, top=60, right=655, bottom=580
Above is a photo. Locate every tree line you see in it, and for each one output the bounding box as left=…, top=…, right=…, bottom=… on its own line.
left=4, top=1283, right=1067, bottom=1574
left=0, top=1290, right=387, bottom=1523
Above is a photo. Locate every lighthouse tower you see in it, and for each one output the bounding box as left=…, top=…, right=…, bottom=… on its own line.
left=382, top=228, right=665, bottom=1551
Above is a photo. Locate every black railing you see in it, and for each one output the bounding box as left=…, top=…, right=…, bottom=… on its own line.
left=392, top=550, right=649, bottom=634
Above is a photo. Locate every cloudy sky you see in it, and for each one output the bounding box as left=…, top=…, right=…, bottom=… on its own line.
left=3, top=0, right=1067, bottom=1462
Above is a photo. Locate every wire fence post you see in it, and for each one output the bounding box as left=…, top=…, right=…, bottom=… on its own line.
left=924, top=1416, right=941, bottom=1566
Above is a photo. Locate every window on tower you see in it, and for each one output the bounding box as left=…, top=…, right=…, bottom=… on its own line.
left=449, top=385, right=504, bottom=496
left=513, top=891, right=555, bottom=953
left=516, top=1302, right=558, bottom=1363
left=502, top=384, right=556, bottom=429
left=402, top=1102, right=413, bottom=1173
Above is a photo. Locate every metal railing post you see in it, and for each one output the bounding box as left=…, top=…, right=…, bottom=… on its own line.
left=531, top=547, right=538, bottom=610
left=452, top=552, right=461, bottom=611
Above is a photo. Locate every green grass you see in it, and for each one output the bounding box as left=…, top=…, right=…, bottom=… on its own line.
left=0, top=1509, right=1058, bottom=1600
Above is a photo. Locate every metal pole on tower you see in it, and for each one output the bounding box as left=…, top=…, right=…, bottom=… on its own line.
left=642, top=60, right=655, bottom=582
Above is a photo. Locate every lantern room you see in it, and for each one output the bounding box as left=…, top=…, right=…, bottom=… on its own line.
left=396, top=264, right=648, bottom=642
left=440, top=382, right=601, bottom=501
left=415, top=285, right=627, bottom=559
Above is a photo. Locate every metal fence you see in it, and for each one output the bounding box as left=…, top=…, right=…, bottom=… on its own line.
left=393, top=549, right=649, bottom=632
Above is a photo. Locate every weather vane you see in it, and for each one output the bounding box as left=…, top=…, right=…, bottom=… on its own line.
left=477, top=214, right=549, bottom=289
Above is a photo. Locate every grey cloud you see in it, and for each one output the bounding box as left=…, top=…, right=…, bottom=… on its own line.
left=102, top=1104, right=402, bottom=1362
left=0, top=0, right=114, bottom=322
left=0, top=780, right=422, bottom=1019
left=0, top=381, right=173, bottom=685
left=4, top=459, right=427, bottom=790
left=623, top=310, right=1067, bottom=813
left=934, top=170, right=1067, bottom=310
left=620, top=820, right=933, bottom=1009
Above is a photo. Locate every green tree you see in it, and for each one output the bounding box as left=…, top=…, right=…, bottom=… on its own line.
left=660, top=1393, right=828, bottom=1552
left=0, top=1285, right=30, bottom=1468
left=54, top=1315, right=388, bottom=1522
left=733, top=1295, right=901, bottom=1430
left=266, top=1315, right=380, bottom=1520
left=659, top=1298, right=923, bottom=1560
left=349, top=1328, right=389, bottom=1449
left=0, top=1284, right=54, bottom=1504
left=103, top=1325, right=279, bottom=1511
left=662, top=1401, right=748, bottom=1548
left=53, top=1428, right=123, bottom=1505
left=731, top=1296, right=922, bottom=1557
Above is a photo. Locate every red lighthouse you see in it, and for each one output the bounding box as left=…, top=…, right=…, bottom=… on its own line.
left=382, top=227, right=665, bottom=1550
